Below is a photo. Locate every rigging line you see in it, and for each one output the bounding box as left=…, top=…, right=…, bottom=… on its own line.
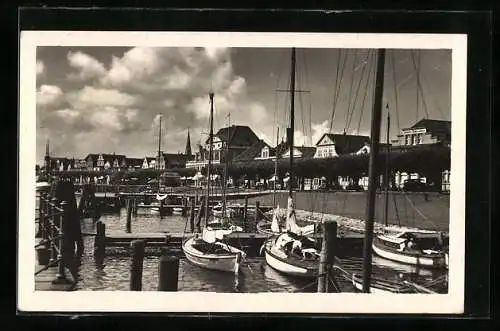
left=346, top=51, right=371, bottom=132
left=390, top=50, right=401, bottom=132
left=410, top=50, right=430, bottom=119
left=330, top=50, right=348, bottom=132
left=329, top=49, right=342, bottom=132
left=344, top=51, right=358, bottom=132
left=300, top=50, right=313, bottom=143
left=356, top=51, right=375, bottom=134
left=417, top=68, right=447, bottom=121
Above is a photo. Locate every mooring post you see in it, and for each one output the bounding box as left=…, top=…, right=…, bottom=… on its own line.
left=126, top=198, right=132, bottom=233
left=243, top=195, right=249, bottom=227
left=54, top=201, right=69, bottom=283
left=158, top=250, right=179, bottom=291
left=129, top=240, right=145, bottom=291
left=94, top=220, right=106, bottom=259
left=132, top=198, right=138, bottom=216
left=182, top=197, right=188, bottom=217
left=37, top=192, right=46, bottom=240
left=254, top=201, right=260, bottom=233
left=317, top=221, right=338, bottom=293
left=189, top=198, right=195, bottom=233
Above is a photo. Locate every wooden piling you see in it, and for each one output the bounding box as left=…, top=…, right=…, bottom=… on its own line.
left=158, top=252, right=179, bottom=291
left=243, top=195, right=249, bottom=227
left=317, top=221, right=338, bottom=293
left=182, top=197, right=188, bottom=217
left=126, top=199, right=132, bottom=233
left=50, top=197, right=58, bottom=263
left=189, top=198, right=195, bottom=233
left=133, top=198, right=138, bottom=216
left=94, top=221, right=106, bottom=258
left=129, top=239, right=145, bottom=291
left=254, top=201, right=260, bottom=232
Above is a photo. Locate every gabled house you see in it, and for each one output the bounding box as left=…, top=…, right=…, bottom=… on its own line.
left=394, top=118, right=451, bottom=146
left=125, top=157, right=144, bottom=170
left=85, top=153, right=127, bottom=171
left=233, top=140, right=275, bottom=162
left=163, top=153, right=191, bottom=168
left=313, top=133, right=370, bottom=158
left=187, top=125, right=260, bottom=169
left=142, top=157, right=156, bottom=169
left=282, top=146, right=317, bottom=159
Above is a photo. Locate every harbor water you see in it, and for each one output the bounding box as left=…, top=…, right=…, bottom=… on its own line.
left=61, top=206, right=448, bottom=293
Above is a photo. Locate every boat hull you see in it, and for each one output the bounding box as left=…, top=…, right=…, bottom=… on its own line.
left=263, top=237, right=318, bottom=279
left=182, top=237, right=243, bottom=274
left=372, top=238, right=446, bottom=269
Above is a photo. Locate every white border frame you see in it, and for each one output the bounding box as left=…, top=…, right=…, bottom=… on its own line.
left=19, top=31, right=467, bottom=313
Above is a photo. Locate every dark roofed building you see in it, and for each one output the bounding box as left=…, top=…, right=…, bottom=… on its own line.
left=207, top=125, right=260, bottom=148
left=394, top=118, right=451, bottom=146
left=233, top=140, right=273, bottom=162
left=162, top=153, right=192, bottom=168
left=282, top=146, right=317, bottom=159
left=314, top=133, right=370, bottom=158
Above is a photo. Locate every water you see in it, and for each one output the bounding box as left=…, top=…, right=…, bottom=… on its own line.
left=47, top=205, right=448, bottom=293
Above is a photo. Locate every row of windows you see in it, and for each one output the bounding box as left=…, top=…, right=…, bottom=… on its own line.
left=316, top=147, right=336, bottom=158
left=404, top=133, right=423, bottom=145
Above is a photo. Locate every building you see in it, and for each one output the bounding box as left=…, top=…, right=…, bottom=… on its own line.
left=186, top=125, right=260, bottom=170
left=281, top=146, right=317, bottom=159
left=125, top=158, right=144, bottom=170
left=393, top=118, right=451, bottom=146
left=84, top=153, right=127, bottom=171
left=313, top=133, right=370, bottom=158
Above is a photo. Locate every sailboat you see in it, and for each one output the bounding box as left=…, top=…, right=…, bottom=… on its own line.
left=182, top=92, right=246, bottom=274
left=370, top=91, right=448, bottom=270
left=150, top=115, right=168, bottom=214
left=262, top=48, right=321, bottom=278
left=207, top=113, right=241, bottom=231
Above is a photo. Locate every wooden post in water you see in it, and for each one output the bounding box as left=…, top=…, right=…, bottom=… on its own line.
left=182, top=197, right=188, bottom=217
left=126, top=198, right=132, bottom=233
left=130, top=239, right=145, bottom=291
left=317, top=221, right=338, bottom=293
left=94, top=221, right=106, bottom=259
left=243, top=195, right=249, bottom=228
left=133, top=198, right=138, bottom=216
left=158, top=250, right=179, bottom=291
left=254, top=201, right=260, bottom=233
left=189, top=198, right=195, bottom=233
left=37, top=192, right=46, bottom=239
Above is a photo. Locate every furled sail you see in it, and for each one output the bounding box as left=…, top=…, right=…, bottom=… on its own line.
left=271, top=204, right=282, bottom=233
left=285, top=197, right=302, bottom=235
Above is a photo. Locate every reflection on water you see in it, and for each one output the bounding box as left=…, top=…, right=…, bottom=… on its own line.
left=70, top=208, right=447, bottom=293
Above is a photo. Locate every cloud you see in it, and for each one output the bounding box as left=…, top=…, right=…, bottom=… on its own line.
left=67, top=51, right=107, bottom=81
left=311, top=120, right=330, bottom=145
left=36, top=85, right=64, bottom=107
left=67, top=86, right=139, bottom=108
left=36, top=60, right=45, bottom=76
left=37, top=46, right=272, bottom=161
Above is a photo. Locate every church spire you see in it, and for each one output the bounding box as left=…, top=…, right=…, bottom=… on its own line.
left=185, top=128, right=192, bottom=156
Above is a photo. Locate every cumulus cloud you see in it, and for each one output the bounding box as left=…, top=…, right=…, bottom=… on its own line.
left=67, top=51, right=107, bottom=81
left=36, top=46, right=272, bottom=161
left=37, top=85, right=64, bottom=107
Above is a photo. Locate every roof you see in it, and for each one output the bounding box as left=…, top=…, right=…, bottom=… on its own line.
left=315, top=133, right=370, bottom=155
left=206, top=125, right=260, bottom=147
left=409, top=119, right=451, bottom=138
left=233, top=140, right=271, bottom=162
left=162, top=153, right=192, bottom=165
left=126, top=158, right=144, bottom=166
left=283, top=146, right=317, bottom=158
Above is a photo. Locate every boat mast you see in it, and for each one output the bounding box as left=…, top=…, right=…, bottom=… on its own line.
left=205, top=92, right=215, bottom=225
left=273, top=126, right=279, bottom=207
left=384, top=103, right=391, bottom=228
left=222, top=113, right=230, bottom=219
left=362, top=48, right=386, bottom=293
left=288, top=48, right=296, bottom=199
left=157, top=115, right=162, bottom=193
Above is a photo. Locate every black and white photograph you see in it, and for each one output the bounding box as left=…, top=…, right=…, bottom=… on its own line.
left=18, top=31, right=466, bottom=313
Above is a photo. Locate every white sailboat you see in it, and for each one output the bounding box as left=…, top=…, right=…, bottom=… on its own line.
left=262, top=48, right=321, bottom=279
left=182, top=92, right=246, bottom=274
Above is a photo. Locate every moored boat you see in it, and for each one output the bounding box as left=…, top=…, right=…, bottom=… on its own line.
left=372, top=231, right=448, bottom=269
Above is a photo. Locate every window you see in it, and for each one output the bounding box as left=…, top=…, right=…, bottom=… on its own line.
left=262, top=150, right=269, bottom=158
left=405, top=135, right=411, bottom=145
left=417, top=134, right=423, bottom=144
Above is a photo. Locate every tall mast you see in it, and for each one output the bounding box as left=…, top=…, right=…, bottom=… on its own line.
left=362, top=48, right=386, bottom=293
left=288, top=47, right=296, bottom=198
left=205, top=92, right=215, bottom=225
left=222, top=113, right=230, bottom=219
left=157, top=115, right=162, bottom=192
left=273, top=127, right=279, bottom=207
left=384, top=103, right=391, bottom=228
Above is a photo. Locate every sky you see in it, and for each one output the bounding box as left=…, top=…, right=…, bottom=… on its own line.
left=35, top=46, right=451, bottom=164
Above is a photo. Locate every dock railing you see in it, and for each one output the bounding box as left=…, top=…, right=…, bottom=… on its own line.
left=35, top=191, right=69, bottom=283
